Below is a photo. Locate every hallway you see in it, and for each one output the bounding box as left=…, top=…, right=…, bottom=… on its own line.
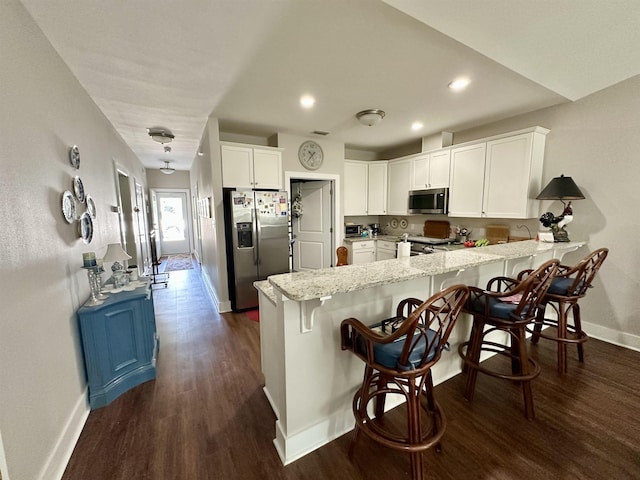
left=62, top=266, right=640, bottom=479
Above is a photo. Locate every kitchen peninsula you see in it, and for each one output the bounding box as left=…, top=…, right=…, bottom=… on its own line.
left=254, top=240, right=584, bottom=465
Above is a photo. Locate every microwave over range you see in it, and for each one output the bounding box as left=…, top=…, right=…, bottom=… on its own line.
left=408, top=188, right=449, bottom=215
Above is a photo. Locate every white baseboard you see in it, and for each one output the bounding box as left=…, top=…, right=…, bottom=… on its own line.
left=37, top=390, right=90, bottom=480
left=583, top=321, right=640, bottom=352
left=200, top=268, right=231, bottom=313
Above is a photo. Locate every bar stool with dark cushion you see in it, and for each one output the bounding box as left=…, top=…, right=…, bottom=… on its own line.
left=340, top=284, right=469, bottom=480
left=458, top=259, right=559, bottom=420
left=521, top=248, right=608, bottom=374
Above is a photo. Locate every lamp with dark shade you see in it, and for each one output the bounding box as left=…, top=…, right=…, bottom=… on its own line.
left=537, top=175, right=585, bottom=242
left=536, top=174, right=585, bottom=201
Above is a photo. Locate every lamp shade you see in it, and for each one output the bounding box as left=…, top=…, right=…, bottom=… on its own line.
left=536, top=174, right=585, bottom=200
left=102, top=243, right=132, bottom=262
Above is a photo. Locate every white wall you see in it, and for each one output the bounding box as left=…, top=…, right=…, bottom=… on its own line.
left=0, top=2, right=148, bottom=479
left=451, top=75, right=640, bottom=343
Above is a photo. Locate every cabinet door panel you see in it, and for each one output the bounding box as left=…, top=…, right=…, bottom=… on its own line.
left=344, top=161, right=368, bottom=215
left=449, top=143, right=486, bottom=217
left=484, top=134, right=533, bottom=218
left=410, top=154, right=429, bottom=190
left=367, top=162, right=387, bottom=214
left=429, top=149, right=451, bottom=188
left=222, top=145, right=254, bottom=188
left=253, top=149, right=282, bottom=190
left=387, top=159, right=411, bottom=215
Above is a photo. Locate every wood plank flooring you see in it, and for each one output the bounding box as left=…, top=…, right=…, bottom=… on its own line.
left=62, top=265, right=640, bottom=479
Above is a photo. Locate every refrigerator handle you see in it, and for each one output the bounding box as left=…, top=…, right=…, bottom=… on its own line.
left=252, top=208, right=258, bottom=265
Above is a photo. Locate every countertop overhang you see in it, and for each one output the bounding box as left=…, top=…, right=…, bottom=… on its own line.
left=262, top=240, right=583, bottom=302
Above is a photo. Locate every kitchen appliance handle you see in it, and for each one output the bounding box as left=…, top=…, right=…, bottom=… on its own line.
left=252, top=208, right=258, bottom=265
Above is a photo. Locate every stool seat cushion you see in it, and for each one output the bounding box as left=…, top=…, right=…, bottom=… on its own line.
left=368, top=328, right=439, bottom=370
left=548, top=277, right=582, bottom=296
left=468, top=296, right=521, bottom=320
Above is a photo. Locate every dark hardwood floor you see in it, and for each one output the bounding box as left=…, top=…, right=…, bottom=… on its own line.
left=63, top=265, right=640, bottom=479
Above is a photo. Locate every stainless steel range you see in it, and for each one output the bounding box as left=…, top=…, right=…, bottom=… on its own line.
left=405, top=235, right=458, bottom=256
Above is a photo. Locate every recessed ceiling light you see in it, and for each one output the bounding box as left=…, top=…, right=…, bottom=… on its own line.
left=448, top=77, right=470, bottom=91
left=300, top=95, right=315, bottom=108
left=411, top=121, right=424, bottom=131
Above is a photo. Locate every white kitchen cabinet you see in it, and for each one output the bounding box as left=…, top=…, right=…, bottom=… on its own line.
left=387, top=158, right=411, bottom=215
left=448, top=143, right=487, bottom=217
left=344, top=161, right=368, bottom=215
left=448, top=127, right=549, bottom=218
left=344, top=160, right=387, bottom=215
left=376, top=240, right=397, bottom=261
left=410, top=149, right=451, bottom=190
left=348, top=240, right=376, bottom=265
left=367, top=162, right=388, bottom=215
left=483, top=130, right=547, bottom=218
left=221, top=143, right=283, bottom=189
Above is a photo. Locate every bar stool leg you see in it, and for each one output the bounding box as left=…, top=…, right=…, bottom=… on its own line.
left=515, top=327, right=535, bottom=420
left=463, top=317, right=484, bottom=402
left=573, top=303, right=585, bottom=363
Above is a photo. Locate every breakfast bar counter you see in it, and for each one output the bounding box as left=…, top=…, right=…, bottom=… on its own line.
left=255, top=240, right=584, bottom=465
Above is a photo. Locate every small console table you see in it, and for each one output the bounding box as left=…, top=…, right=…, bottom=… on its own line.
left=77, top=279, right=159, bottom=409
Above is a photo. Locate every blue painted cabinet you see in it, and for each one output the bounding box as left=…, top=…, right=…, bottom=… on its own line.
left=77, top=283, right=158, bottom=409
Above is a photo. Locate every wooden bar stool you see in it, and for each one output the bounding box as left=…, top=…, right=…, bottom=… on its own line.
left=336, top=246, right=348, bottom=266
left=458, top=259, right=559, bottom=419
left=341, top=284, right=469, bottom=480
left=522, top=248, right=608, bottom=373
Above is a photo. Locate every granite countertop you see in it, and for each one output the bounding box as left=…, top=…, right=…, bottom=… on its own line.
left=264, top=240, right=583, bottom=302
left=343, top=235, right=400, bottom=243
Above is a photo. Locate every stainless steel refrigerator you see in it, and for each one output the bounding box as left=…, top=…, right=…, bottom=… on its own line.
left=225, top=189, right=290, bottom=311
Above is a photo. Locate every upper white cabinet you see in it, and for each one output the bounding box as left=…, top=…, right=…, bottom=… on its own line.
left=387, top=158, right=411, bottom=215
left=344, top=161, right=368, bottom=215
left=221, top=143, right=283, bottom=190
left=448, top=143, right=487, bottom=217
left=448, top=127, right=549, bottom=218
left=367, top=162, right=388, bottom=215
left=410, top=149, right=451, bottom=190
left=344, top=160, right=388, bottom=215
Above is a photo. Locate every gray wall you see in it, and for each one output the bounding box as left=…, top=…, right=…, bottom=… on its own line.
left=0, top=2, right=148, bottom=479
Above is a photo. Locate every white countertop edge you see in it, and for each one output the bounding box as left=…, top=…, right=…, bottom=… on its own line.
left=266, top=240, right=584, bottom=303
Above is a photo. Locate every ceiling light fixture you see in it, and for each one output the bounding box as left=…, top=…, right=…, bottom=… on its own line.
left=448, top=77, right=470, bottom=91
left=356, top=109, right=385, bottom=126
left=411, top=121, right=424, bottom=131
left=148, top=128, right=175, bottom=144
left=300, top=95, right=315, bottom=108
left=164, top=145, right=172, bottom=153
left=159, top=161, right=175, bottom=175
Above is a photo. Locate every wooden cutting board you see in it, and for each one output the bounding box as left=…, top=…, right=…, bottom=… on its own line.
left=423, top=220, right=451, bottom=239
left=485, top=224, right=510, bottom=244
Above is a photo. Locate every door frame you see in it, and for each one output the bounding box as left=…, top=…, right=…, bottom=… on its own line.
left=285, top=171, right=340, bottom=268
left=150, top=188, right=194, bottom=256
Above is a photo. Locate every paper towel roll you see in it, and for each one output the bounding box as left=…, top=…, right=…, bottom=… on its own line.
left=397, top=242, right=411, bottom=258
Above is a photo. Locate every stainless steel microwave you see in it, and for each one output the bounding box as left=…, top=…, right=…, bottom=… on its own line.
left=408, top=188, right=449, bottom=214
left=344, top=224, right=363, bottom=237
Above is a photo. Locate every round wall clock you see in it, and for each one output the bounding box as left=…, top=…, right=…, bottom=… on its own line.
left=298, top=140, right=324, bottom=170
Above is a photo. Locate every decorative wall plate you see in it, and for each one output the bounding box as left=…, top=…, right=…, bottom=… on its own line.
left=78, top=212, right=94, bottom=244
left=389, top=218, right=398, bottom=229
left=73, top=176, right=86, bottom=203
left=69, top=145, right=80, bottom=169
left=62, top=190, right=76, bottom=223
left=86, top=195, right=96, bottom=219
left=399, top=218, right=408, bottom=229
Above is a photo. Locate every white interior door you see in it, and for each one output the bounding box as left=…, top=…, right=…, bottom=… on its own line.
left=292, top=180, right=333, bottom=270
left=157, top=191, right=191, bottom=255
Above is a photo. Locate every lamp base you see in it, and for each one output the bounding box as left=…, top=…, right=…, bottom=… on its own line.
left=552, top=229, right=570, bottom=242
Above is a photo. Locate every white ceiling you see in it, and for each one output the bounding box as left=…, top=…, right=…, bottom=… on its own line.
left=21, top=0, right=640, bottom=171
